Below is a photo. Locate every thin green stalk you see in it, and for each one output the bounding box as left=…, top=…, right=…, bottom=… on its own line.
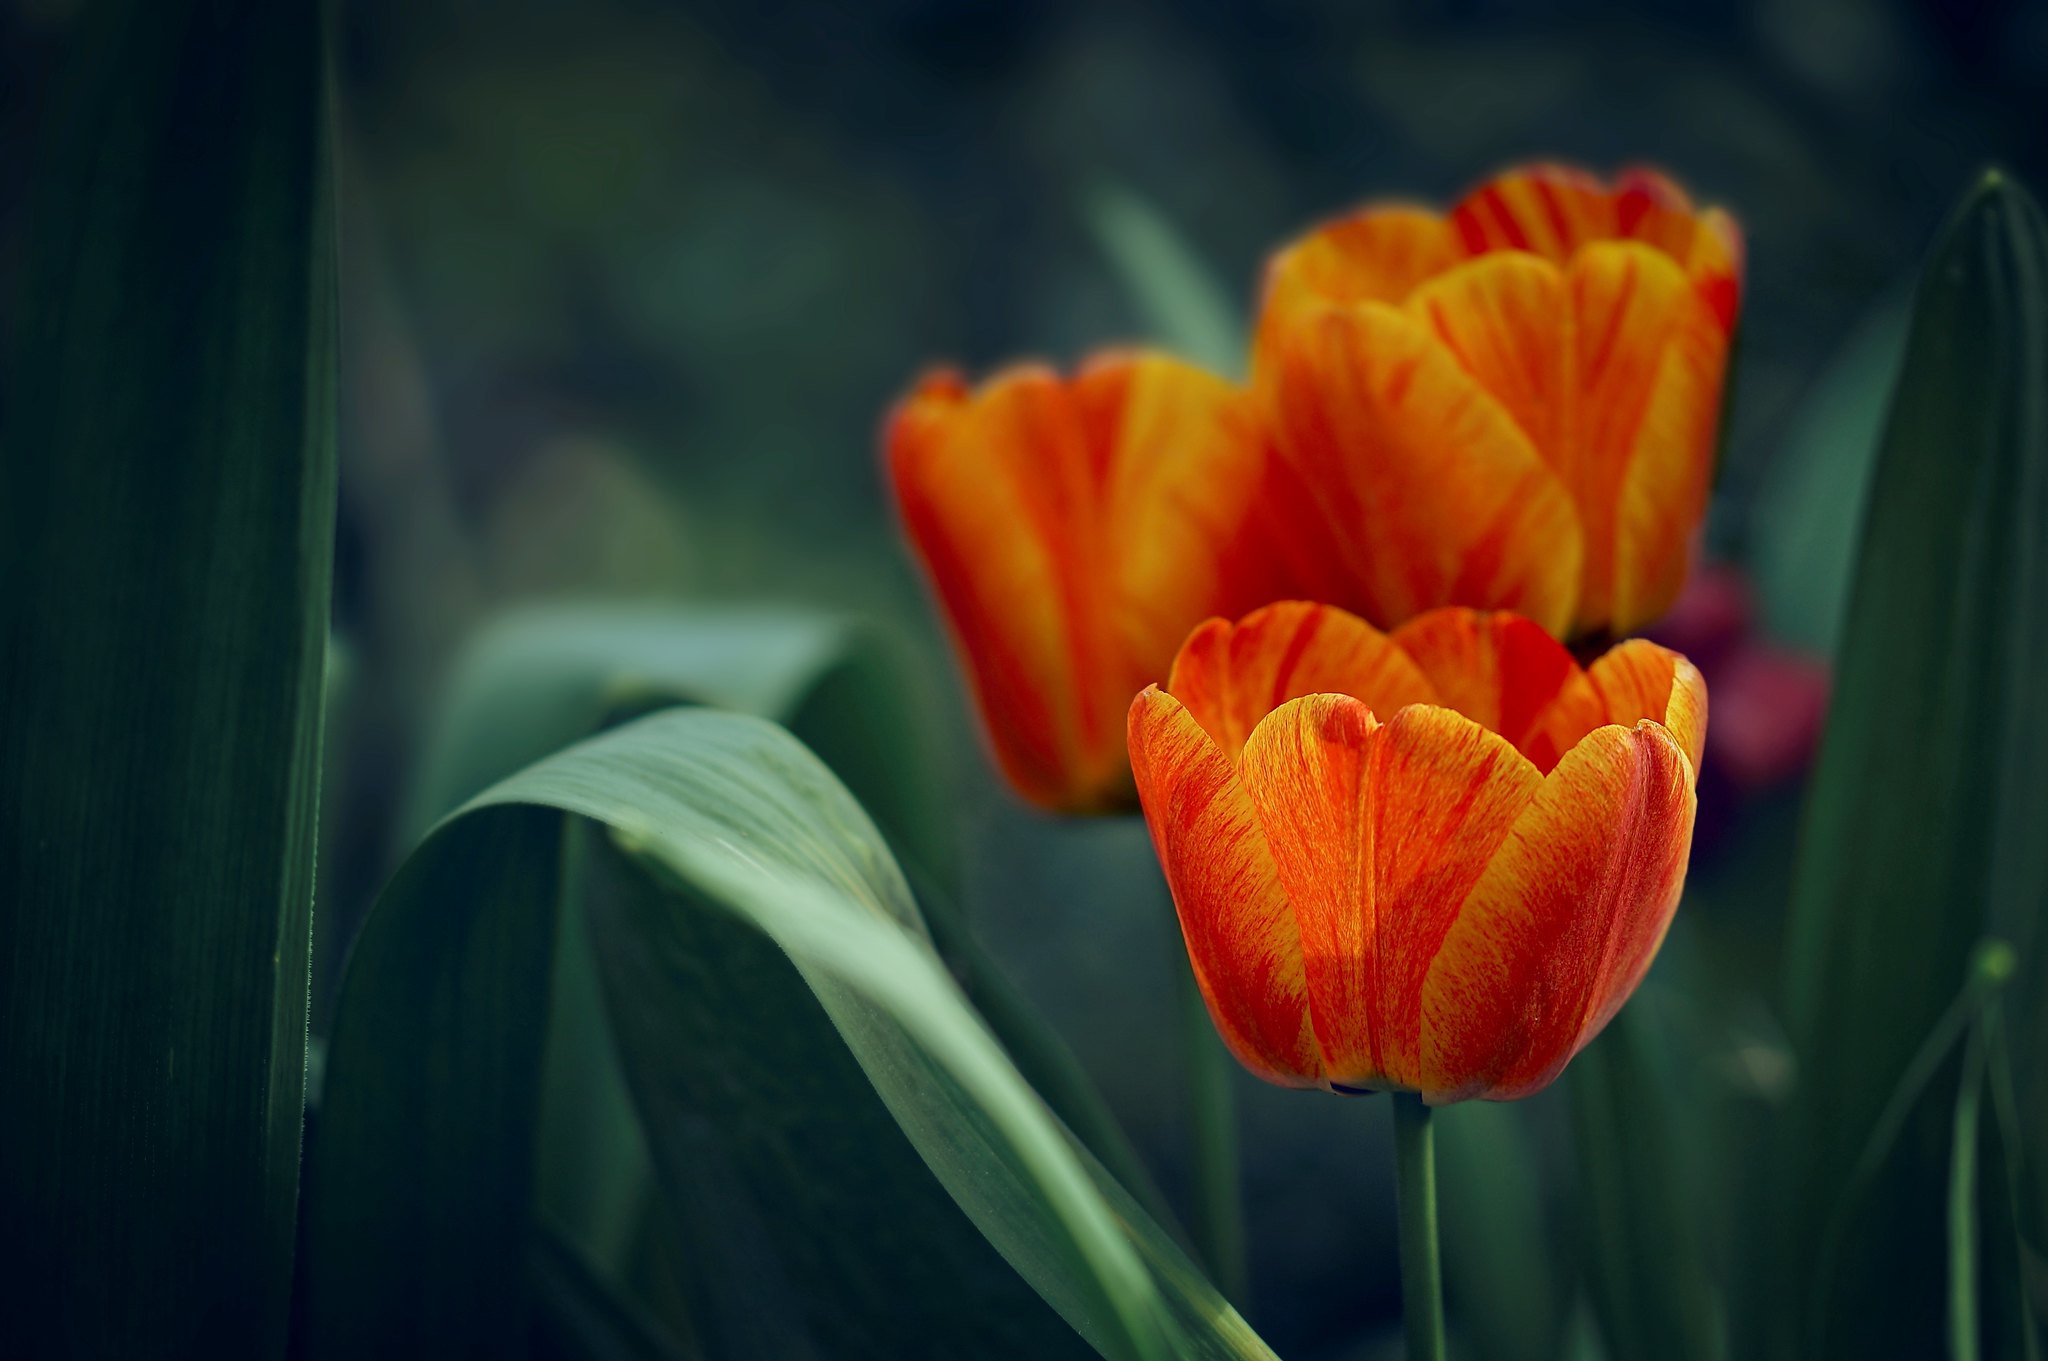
left=1174, top=953, right=1248, bottom=1305
left=1393, top=1093, right=1447, bottom=1361
left=1948, top=1014, right=1989, bottom=1361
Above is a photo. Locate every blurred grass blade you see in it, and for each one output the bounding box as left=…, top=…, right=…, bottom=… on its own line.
left=530, top=1227, right=696, bottom=1361
left=1566, top=1009, right=1724, bottom=1361
left=1778, top=171, right=2048, bottom=1357
left=0, top=2, right=334, bottom=1356
left=1749, top=289, right=1911, bottom=655
left=309, top=709, right=1279, bottom=1360
left=1436, top=1101, right=1560, bottom=1361
left=1084, top=181, right=1246, bottom=378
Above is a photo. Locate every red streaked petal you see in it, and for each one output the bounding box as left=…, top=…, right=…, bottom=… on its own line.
left=1522, top=638, right=1708, bottom=777
left=1256, top=302, right=1584, bottom=636
left=1239, top=698, right=1543, bottom=1090
left=1421, top=722, right=1697, bottom=1102
left=1570, top=241, right=1728, bottom=635
left=1166, top=600, right=1438, bottom=760
left=1129, top=687, right=1324, bottom=1087
left=1450, top=164, right=1617, bottom=262
left=1075, top=351, right=1271, bottom=696
left=1404, top=252, right=1570, bottom=466
left=887, top=365, right=1098, bottom=808
left=1688, top=207, right=1744, bottom=335
left=1390, top=609, right=1584, bottom=766
left=1257, top=206, right=1461, bottom=366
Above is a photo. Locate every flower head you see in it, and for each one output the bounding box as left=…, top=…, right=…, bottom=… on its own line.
left=1128, top=600, right=1705, bottom=1101
left=1252, top=164, right=1742, bottom=638
left=886, top=350, right=1271, bottom=813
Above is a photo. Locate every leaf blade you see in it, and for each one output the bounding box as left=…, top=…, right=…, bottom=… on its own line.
left=0, top=1, right=335, bottom=1354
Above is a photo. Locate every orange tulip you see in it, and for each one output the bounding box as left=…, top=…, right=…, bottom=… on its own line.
left=886, top=350, right=1270, bottom=813
left=1128, top=600, right=1705, bottom=1101
left=1252, top=163, right=1742, bottom=639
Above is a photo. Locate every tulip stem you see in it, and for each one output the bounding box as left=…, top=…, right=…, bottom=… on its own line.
left=1174, top=953, right=1248, bottom=1306
left=1392, top=1093, right=1446, bottom=1361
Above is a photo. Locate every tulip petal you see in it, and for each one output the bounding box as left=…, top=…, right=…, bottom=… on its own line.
left=1582, top=640, right=1708, bottom=774
left=1075, top=353, right=1271, bottom=693
left=1167, top=600, right=1439, bottom=760
left=1390, top=609, right=1583, bottom=765
left=1129, top=686, right=1324, bottom=1087
left=1258, top=206, right=1461, bottom=363
left=889, top=367, right=1098, bottom=807
left=1571, top=242, right=1729, bottom=633
left=1450, top=163, right=1621, bottom=261
left=1422, top=722, right=1696, bottom=1102
left=1239, top=696, right=1543, bottom=1091
left=1405, top=252, right=1571, bottom=471
left=1257, top=302, right=1585, bottom=636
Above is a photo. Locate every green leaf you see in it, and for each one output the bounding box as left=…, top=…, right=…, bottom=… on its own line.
left=1566, top=1007, right=1724, bottom=1361
left=1436, top=1101, right=1560, bottom=1361
left=1778, top=171, right=2048, bottom=1358
left=0, top=1, right=334, bottom=1356
left=529, top=1227, right=696, bottom=1361
left=1748, top=290, right=1911, bottom=655
left=307, top=709, right=1277, bottom=1360
left=404, top=603, right=1172, bottom=1293
left=1083, top=182, right=1247, bottom=379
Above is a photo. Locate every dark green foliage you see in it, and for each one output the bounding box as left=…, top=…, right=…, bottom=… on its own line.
left=0, top=0, right=334, bottom=1355
left=1779, top=172, right=2048, bottom=1358
left=307, top=709, right=1276, bottom=1360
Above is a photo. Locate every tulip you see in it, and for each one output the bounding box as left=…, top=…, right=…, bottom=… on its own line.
left=1128, top=600, right=1705, bottom=1102
left=885, top=350, right=1269, bottom=813
left=1252, top=164, right=1743, bottom=639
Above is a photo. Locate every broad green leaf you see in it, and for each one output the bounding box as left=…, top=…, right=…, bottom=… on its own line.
left=405, top=603, right=1171, bottom=1290
left=0, top=1, right=334, bottom=1356
left=1778, top=171, right=2048, bottom=1358
left=1084, top=181, right=1247, bottom=379
left=307, top=709, right=1277, bottom=1360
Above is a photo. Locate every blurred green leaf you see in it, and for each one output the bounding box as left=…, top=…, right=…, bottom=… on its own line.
left=1437, top=1101, right=1560, bottom=1361
left=1084, top=182, right=1247, bottom=379
left=1749, top=291, right=1910, bottom=656
left=529, top=1227, right=696, bottom=1361
left=1566, top=1009, right=1724, bottom=1361
left=0, top=1, right=334, bottom=1355
left=1779, top=171, right=2048, bottom=1359
left=307, top=709, right=1278, bottom=1359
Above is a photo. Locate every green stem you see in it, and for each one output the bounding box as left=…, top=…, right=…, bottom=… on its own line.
left=1393, top=1093, right=1447, bottom=1361
left=1948, top=1014, right=1989, bottom=1361
left=1174, top=953, right=1248, bottom=1306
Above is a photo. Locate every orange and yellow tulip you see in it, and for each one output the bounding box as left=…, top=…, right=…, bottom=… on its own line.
left=886, top=350, right=1270, bottom=813
left=1128, top=600, right=1705, bottom=1102
left=1252, top=163, right=1742, bottom=639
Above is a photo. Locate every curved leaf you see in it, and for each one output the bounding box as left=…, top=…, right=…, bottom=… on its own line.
left=308, top=709, right=1276, bottom=1360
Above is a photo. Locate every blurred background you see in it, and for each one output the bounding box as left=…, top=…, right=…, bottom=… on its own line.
left=5, top=1, right=2044, bottom=1354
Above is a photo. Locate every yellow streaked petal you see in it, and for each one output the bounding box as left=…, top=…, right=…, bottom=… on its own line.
left=1256, top=302, right=1584, bottom=636
left=1422, top=722, right=1697, bottom=1102
left=1240, top=697, right=1542, bottom=1090
left=1166, top=600, right=1438, bottom=761
left=1128, top=686, right=1324, bottom=1087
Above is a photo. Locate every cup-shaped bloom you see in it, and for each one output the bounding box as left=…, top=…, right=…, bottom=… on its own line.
left=1252, top=163, right=1743, bottom=639
left=887, top=350, right=1269, bottom=813
left=1128, top=600, right=1706, bottom=1101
